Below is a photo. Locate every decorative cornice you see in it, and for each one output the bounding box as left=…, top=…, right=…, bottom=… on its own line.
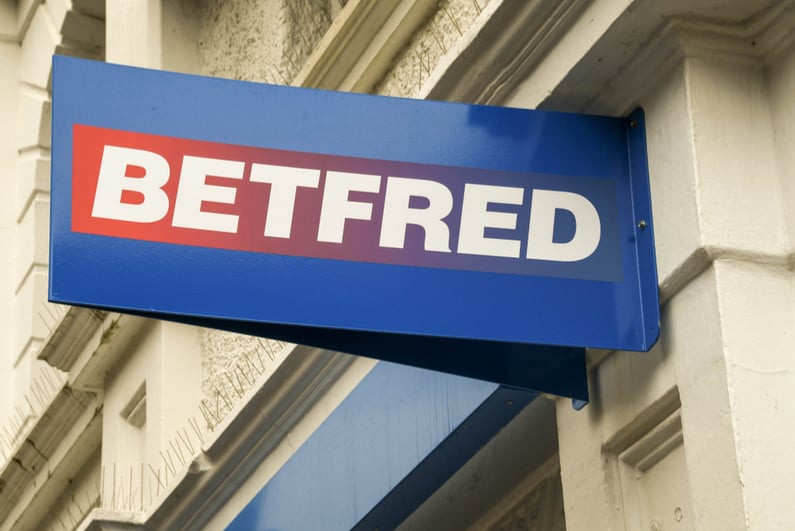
left=425, top=0, right=588, bottom=104
left=674, top=0, right=795, bottom=64
left=420, top=0, right=794, bottom=115
left=0, top=0, right=15, bottom=42
left=70, top=314, right=151, bottom=392
left=465, top=456, right=563, bottom=531
left=37, top=307, right=152, bottom=393
left=80, top=510, right=145, bottom=531
left=0, top=0, right=101, bottom=47
left=37, top=306, right=107, bottom=370
left=293, top=0, right=438, bottom=92
left=541, top=0, right=795, bottom=116
left=0, top=383, right=96, bottom=525
left=0, top=0, right=38, bottom=43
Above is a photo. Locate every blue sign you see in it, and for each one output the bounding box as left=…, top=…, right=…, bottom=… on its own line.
left=227, top=361, right=539, bottom=531
left=50, top=56, right=659, bottom=401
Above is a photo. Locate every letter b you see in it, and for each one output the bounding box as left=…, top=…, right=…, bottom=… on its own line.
left=92, top=145, right=170, bottom=223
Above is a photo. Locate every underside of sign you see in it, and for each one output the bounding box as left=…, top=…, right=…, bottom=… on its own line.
left=49, top=56, right=660, bottom=402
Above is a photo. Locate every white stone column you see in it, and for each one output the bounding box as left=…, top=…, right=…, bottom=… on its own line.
left=556, top=32, right=795, bottom=531
left=101, top=1, right=204, bottom=512
left=678, top=52, right=795, bottom=529
left=105, top=0, right=162, bottom=68
left=105, top=0, right=200, bottom=73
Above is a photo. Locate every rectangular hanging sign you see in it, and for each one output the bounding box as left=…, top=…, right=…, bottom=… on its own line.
left=50, top=56, right=660, bottom=401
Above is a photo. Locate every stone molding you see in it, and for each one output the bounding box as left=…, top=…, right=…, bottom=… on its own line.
left=0, top=0, right=37, bottom=43
left=76, top=346, right=355, bottom=531
left=417, top=0, right=795, bottom=115
left=293, top=0, right=438, bottom=92
left=465, top=456, right=566, bottom=531
left=426, top=0, right=588, bottom=105
left=0, top=384, right=98, bottom=527
left=572, top=0, right=795, bottom=117
left=37, top=307, right=106, bottom=371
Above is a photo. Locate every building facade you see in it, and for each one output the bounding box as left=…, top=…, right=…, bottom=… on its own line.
left=1, top=0, right=794, bottom=529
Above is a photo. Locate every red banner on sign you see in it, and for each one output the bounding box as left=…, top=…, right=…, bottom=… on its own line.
left=72, top=124, right=618, bottom=279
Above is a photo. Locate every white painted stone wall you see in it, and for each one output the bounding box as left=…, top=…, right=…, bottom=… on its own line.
left=0, top=39, right=19, bottom=429
left=13, top=3, right=58, bottom=401
left=0, top=8, right=103, bottom=527
left=1, top=1, right=794, bottom=530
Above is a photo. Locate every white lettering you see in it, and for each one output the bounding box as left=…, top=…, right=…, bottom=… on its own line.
left=379, top=177, right=452, bottom=252
left=317, top=171, right=381, bottom=243
left=457, top=184, right=523, bottom=258
left=90, top=142, right=606, bottom=266
left=526, top=189, right=601, bottom=262
left=172, top=156, right=245, bottom=233
left=250, top=164, right=321, bottom=238
left=92, top=145, right=170, bottom=223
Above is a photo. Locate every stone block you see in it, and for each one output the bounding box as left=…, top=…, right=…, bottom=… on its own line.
left=643, top=65, right=703, bottom=297
left=16, top=91, right=50, bottom=150
left=688, top=57, right=788, bottom=257
left=12, top=267, right=49, bottom=363
left=714, top=259, right=795, bottom=529
left=14, top=195, right=49, bottom=293
left=15, top=153, right=50, bottom=221
left=19, top=6, right=58, bottom=89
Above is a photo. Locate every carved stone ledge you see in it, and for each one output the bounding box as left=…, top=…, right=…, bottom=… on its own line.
left=0, top=383, right=96, bottom=524
left=38, top=306, right=107, bottom=370
left=294, top=0, right=438, bottom=92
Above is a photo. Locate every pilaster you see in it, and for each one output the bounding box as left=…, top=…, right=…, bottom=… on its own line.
left=548, top=2, right=795, bottom=530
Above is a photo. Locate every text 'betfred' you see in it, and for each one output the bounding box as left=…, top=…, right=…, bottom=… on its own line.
left=72, top=125, right=621, bottom=279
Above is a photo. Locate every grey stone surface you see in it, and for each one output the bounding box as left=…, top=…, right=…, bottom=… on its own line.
left=199, top=327, right=288, bottom=427
left=375, top=0, right=492, bottom=97
left=198, top=0, right=331, bottom=83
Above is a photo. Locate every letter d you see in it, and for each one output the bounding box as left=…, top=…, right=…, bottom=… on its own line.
left=92, top=145, right=170, bottom=223
left=526, top=189, right=601, bottom=262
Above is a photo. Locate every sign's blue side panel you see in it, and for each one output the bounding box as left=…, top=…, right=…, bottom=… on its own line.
left=627, top=108, right=660, bottom=349
left=226, top=362, right=537, bottom=531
